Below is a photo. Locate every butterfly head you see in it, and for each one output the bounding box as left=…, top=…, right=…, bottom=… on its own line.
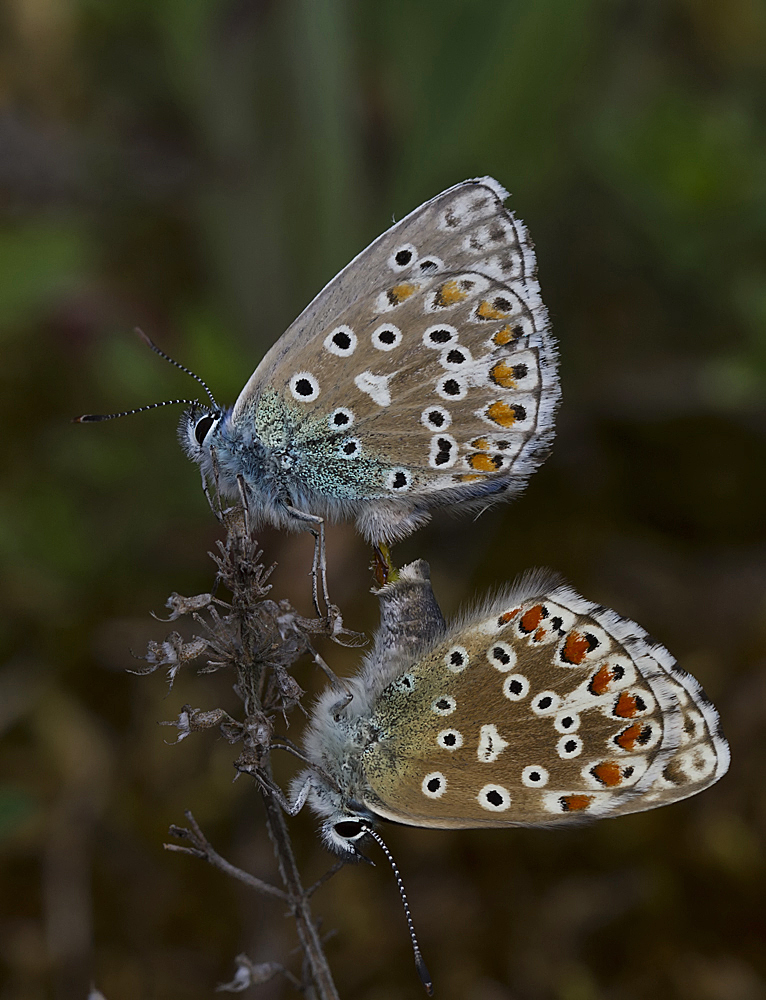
left=179, top=404, right=270, bottom=499
left=179, top=404, right=226, bottom=471
left=295, top=683, right=384, bottom=858
left=298, top=765, right=378, bottom=859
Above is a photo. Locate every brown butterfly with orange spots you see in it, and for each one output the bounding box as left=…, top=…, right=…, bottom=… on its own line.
left=291, top=561, right=729, bottom=856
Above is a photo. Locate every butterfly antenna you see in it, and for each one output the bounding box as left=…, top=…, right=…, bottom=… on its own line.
left=134, top=327, right=219, bottom=409
left=74, top=398, right=204, bottom=423
left=362, top=824, right=433, bottom=996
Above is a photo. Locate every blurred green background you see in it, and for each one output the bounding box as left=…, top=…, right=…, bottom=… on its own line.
left=1, top=0, right=764, bottom=997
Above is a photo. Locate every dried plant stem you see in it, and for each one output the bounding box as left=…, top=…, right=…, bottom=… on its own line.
left=145, top=510, right=354, bottom=997
left=165, top=811, right=287, bottom=902
left=261, top=771, right=340, bottom=1000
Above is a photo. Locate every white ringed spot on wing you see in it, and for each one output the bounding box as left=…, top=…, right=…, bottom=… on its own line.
left=327, top=407, right=354, bottom=430
left=437, top=729, right=463, bottom=751
left=289, top=372, right=320, bottom=402
left=429, top=434, right=458, bottom=469
left=421, top=405, right=452, bottom=430
left=435, top=374, right=468, bottom=401
left=391, top=672, right=416, bottom=694
left=338, top=437, right=361, bottom=459
left=423, top=324, right=458, bottom=349
left=431, top=695, right=456, bottom=716
left=556, top=734, right=583, bottom=759
left=503, top=673, right=529, bottom=701
left=385, top=467, right=411, bottom=492
left=422, top=772, right=447, bottom=799
left=388, top=244, right=418, bottom=271
left=372, top=324, right=403, bottom=351
left=444, top=646, right=469, bottom=673
left=439, top=344, right=473, bottom=369
left=487, top=642, right=517, bottom=672
left=477, top=784, right=511, bottom=812
left=323, top=325, right=357, bottom=357
left=418, top=256, right=443, bottom=274
left=521, top=765, right=549, bottom=788
left=554, top=711, right=580, bottom=734
left=531, top=691, right=561, bottom=716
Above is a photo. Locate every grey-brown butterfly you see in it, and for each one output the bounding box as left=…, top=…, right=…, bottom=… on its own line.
left=176, top=177, right=558, bottom=547
left=292, top=561, right=729, bottom=856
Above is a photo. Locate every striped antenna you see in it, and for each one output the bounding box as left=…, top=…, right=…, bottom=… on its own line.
left=362, top=824, right=433, bottom=996
left=74, top=329, right=220, bottom=423
left=73, top=398, right=203, bottom=423
left=134, top=328, right=219, bottom=409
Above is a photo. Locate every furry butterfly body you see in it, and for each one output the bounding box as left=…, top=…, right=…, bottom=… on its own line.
left=180, top=177, right=558, bottom=543
left=296, top=562, right=729, bottom=855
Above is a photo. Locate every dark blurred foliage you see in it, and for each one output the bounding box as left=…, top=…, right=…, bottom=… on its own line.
left=1, top=0, right=765, bottom=998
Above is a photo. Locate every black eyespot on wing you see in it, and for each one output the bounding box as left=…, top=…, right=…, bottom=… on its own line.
left=429, top=328, right=452, bottom=344
left=332, top=330, right=351, bottom=350
left=486, top=789, right=503, bottom=807
left=294, top=378, right=313, bottom=396
left=395, top=248, right=413, bottom=266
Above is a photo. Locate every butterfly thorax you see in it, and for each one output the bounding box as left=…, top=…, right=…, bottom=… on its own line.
left=180, top=402, right=315, bottom=526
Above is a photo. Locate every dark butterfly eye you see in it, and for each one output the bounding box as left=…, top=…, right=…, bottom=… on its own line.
left=334, top=820, right=365, bottom=840
left=194, top=414, right=216, bottom=445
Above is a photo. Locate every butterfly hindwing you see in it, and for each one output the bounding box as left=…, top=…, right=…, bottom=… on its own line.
left=360, top=580, right=729, bottom=828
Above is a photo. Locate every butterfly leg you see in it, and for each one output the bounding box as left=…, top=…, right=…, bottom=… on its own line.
left=283, top=505, right=333, bottom=619
left=251, top=767, right=313, bottom=816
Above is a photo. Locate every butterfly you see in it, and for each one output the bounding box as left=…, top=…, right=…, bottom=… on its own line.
left=178, top=177, right=558, bottom=548
left=291, top=560, right=729, bottom=857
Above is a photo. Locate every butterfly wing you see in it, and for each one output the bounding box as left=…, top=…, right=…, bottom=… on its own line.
left=229, top=178, right=558, bottom=538
left=359, top=576, right=729, bottom=828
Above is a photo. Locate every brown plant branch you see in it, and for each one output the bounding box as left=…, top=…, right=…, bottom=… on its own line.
left=140, top=508, right=350, bottom=998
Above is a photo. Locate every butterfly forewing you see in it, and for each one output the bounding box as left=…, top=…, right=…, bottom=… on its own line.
left=360, top=584, right=729, bottom=828
left=233, top=178, right=557, bottom=504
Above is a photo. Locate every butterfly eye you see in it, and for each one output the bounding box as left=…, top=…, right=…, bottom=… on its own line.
left=194, top=414, right=216, bottom=445
left=333, top=820, right=366, bottom=840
